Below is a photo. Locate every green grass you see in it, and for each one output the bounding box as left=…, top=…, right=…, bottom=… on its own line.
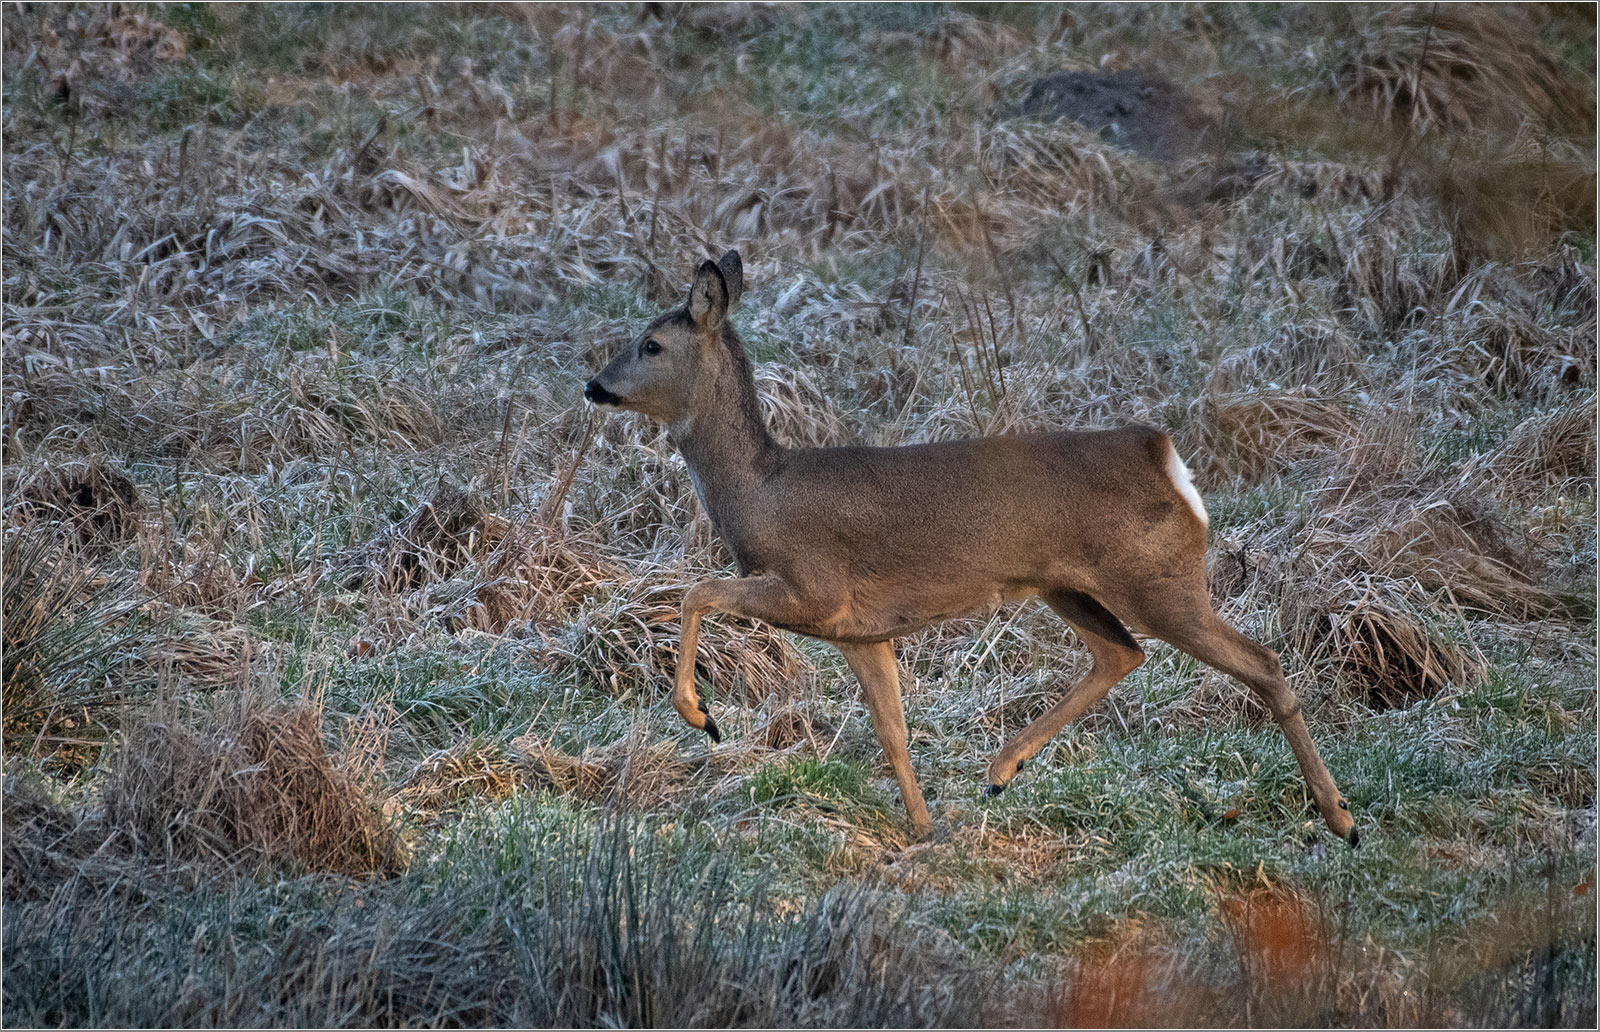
left=3, top=2, right=1594, bottom=1026
left=1208, top=480, right=1310, bottom=531
left=3, top=811, right=1015, bottom=1027
left=747, top=755, right=891, bottom=819
left=134, top=65, right=252, bottom=130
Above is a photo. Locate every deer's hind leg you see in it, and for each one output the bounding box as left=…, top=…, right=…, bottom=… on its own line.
left=836, top=640, right=933, bottom=840
left=1132, top=593, right=1358, bottom=846
left=986, top=590, right=1145, bottom=795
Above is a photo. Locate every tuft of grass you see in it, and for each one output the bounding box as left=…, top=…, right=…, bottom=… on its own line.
left=0, top=813, right=1018, bottom=1028
left=1, top=1, right=1593, bottom=1024
left=1, top=526, right=148, bottom=764
left=97, top=690, right=404, bottom=877
left=747, top=755, right=889, bottom=819
left=1328, top=4, right=1595, bottom=136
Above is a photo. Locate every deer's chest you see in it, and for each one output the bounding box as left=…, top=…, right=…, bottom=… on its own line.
left=686, top=473, right=772, bottom=574
left=711, top=512, right=778, bottom=577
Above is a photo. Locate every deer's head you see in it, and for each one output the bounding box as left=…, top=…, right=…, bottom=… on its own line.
left=584, top=250, right=745, bottom=427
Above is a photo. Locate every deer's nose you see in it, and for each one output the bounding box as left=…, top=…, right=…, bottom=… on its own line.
left=584, top=380, right=620, bottom=405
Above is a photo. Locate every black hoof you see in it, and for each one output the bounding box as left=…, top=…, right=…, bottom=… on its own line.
left=696, top=700, right=721, bottom=743
left=1348, top=827, right=1360, bottom=850
left=984, top=783, right=1006, bottom=798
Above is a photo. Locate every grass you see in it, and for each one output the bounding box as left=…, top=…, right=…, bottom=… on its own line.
left=3, top=1, right=1596, bottom=1027
left=3, top=810, right=1019, bottom=1027
left=746, top=755, right=892, bottom=821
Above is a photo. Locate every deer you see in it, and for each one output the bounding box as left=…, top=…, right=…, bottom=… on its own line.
left=583, top=249, right=1358, bottom=848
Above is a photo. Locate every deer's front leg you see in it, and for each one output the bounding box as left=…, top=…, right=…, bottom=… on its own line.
left=836, top=640, right=933, bottom=840
left=675, top=575, right=820, bottom=742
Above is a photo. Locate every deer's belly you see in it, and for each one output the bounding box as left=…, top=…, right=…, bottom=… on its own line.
left=770, top=583, right=1037, bottom=644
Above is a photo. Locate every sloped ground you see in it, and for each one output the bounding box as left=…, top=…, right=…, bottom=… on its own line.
left=3, top=3, right=1595, bottom=1026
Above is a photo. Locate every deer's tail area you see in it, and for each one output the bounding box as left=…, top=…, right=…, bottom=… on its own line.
left=1162, top=436, right=1209, bottom=529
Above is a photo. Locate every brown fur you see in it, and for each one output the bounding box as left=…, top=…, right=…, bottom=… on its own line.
left=586, top=251, right=1356, bottom=844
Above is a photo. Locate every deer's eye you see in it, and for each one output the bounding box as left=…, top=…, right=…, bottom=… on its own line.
left=642, top=339, right=661, bottom=356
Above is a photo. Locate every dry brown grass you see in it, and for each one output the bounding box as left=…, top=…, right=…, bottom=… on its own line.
left=1433, top=143, right=1598, bottom=260
left=1437, top=293, right=1595, bottom=400
left=347, top=479, right=508, bottom=593
left=396, top=702, right=832, bottom=816
left=3, top=687, right=403, bottom=902
left=396, top=738, right=523, bottom=811
left=867, top=10, right=1028, bottom=70
left=545, top=575, right=813, bottom=703
left=1333, top=4, right=1594, bottom=136
left=0, top=771, right=102, bottom=901
left=0, top=4, right=1593, bottom=1024
left=1, top=523, right=143, bottom=760
left=1289, top=575, right=1486, bottom=711
left=510, top=732, right=694, bottom=809
left=1302, top=476, right=1568, bottom=621
left=1185, top=388, right=1356, bottom=485
left=136, top=528, right=250, bottom=612
left=1475, top=403, right=1598, bottom=501
left=755, top=364, right=851, bottom=448
left=12, top=455, right=145, bottom=545
left=99, top=692, right=402, bottom=876
left=463, top=527, right=627, bottom=634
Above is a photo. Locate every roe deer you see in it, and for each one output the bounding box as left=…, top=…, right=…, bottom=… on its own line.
left=583, top=250, right=1358, bottom=846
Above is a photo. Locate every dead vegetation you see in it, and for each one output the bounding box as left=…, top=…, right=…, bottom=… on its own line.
left=1, top=524, right=144, bottom=760
left=1475, top=403, right=1598, bottom=500
left=99, top=693, right=403, bottom=876
left=1332, top=4, right=1593, bottom=135
left=347, top=480, right=509, bottom=593
left=1288, top=576, right=1486, bottom=711
left=2, top=689, right=401, bottom=902
left=1184, top=388, right=1356, bottom=485
left=1, top=2, right=1593, bottom=1026
left=396, top=705, right=832, bottom=815
left=546, top=576, right=813, bottom=702
left=510, top=732, right=695, bottom=808
left=12, top=455, right=145, bottom=544
left=462, top=529, right=626, bottom=634
left=1300, top=460, right=1572, bottom=622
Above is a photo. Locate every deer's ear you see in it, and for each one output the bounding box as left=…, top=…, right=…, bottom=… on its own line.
left=717, top=250, right=743, bottom=309
left=688, top=259, right=728, bottom=331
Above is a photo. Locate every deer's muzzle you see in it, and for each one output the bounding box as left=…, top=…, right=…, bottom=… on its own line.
left=584, top=379, right=623, bottom=407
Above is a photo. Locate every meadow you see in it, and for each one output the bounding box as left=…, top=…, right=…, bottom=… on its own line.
left=2, top=3, right=1596, bottom=1026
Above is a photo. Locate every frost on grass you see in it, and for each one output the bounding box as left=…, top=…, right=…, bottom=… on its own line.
left=1, top=1, right=1594, bottom=1026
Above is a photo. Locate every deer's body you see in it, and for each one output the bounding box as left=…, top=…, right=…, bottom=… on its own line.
left=684, top=427, right=1202, bottom=644
left=585, top=250, right=1357, bottom=847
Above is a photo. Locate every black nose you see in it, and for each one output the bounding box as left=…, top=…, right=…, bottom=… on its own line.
left=584, top=380, right=619, bottom=405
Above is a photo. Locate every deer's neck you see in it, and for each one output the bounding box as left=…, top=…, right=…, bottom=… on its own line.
left=671, top=336, right=781, bottom=527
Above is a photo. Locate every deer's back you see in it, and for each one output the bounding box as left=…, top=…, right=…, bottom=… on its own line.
left=720, top=424, right=1198, bottom=593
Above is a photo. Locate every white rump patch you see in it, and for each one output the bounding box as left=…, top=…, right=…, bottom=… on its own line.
left=1166, top=444, right=1209, bottom=528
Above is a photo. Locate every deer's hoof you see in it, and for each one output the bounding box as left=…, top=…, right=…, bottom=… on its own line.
left=984, top=783, right=1006, bottom=798
left=696, top=700, right=722, bottom=744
